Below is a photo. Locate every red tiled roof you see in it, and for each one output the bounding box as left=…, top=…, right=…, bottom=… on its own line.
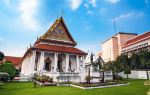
left=123, top=32, right=150, bottom=48
left=32, top=44, right=87, bottom=55
left=5, top=56, right=22, bottom=66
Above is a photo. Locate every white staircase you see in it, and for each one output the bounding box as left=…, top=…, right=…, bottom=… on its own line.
left=19, top=74, right=29, bottom=81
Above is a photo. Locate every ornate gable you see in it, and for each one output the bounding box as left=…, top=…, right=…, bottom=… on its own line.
left=40, top=17, right=76, bottom=45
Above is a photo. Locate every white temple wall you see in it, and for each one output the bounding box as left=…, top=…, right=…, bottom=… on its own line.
left=37, top=52, right=44, bottom=71
left=21, top=56, right=31, bottom=76
left=30, top=51, right=36, bottom=75
left=21, top=51, right=36, bottom=76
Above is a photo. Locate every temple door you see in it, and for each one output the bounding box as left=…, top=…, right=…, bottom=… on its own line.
left=44, top=58, right=52, bottom=71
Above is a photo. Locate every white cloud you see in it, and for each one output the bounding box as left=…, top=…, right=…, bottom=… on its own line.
left=89, top=0, right=97, bottom=7
left=99, top=8, right=107, bottom=15
left=87, top=10, right=94, bottom=15
left=2, top=46, right=26, bottom=57
left=78, top=43, right=100, bottom=54
left=105, top=0, right=120, bottom=4
left=84, top=3, right=89, bottom=8
left=68, top=0, right=83, bottom=10
left=84, top=0, right=97, bottom=8
left=19, top=0, right=39, bottom=31
left=115, top=11, right=144, bottom=21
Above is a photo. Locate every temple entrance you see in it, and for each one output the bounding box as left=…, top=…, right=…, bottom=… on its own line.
left=69, top=60, right=71, bottom=71
left=44, top=57, right=52, bottom=71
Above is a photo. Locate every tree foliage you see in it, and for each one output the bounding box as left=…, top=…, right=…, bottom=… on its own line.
left=0, top=61, right=17, bottom=80
left=0, top=51, right=4, bottom=61
left=103, top=60, right=123, bottom=80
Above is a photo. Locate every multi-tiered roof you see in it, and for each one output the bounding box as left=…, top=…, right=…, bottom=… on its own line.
left=23, top=17, right=86, bottom=58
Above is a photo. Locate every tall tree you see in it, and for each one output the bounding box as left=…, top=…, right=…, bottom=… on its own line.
left=103, top=60, right=123, bottom=80
left=130, top=53, right=141, bottom=69
left=138, top=51, right=150, bottom=79
left=0, top=51, right=4, bottom=61
left=116, top=54, right=131, bottom=80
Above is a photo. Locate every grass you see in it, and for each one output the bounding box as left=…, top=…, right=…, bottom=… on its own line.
left=0, top=80, right=149, bottom=95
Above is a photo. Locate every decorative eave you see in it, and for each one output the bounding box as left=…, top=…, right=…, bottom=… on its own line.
left=35, top=38, right=77, bottom=46
left=23, top=44, right=87, bottom=60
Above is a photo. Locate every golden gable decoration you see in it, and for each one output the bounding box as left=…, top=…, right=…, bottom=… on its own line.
left=41, top=17, right=76, bottom=44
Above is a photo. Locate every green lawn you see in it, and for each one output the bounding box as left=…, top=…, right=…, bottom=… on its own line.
left=0, top=80, right=149, bottom=95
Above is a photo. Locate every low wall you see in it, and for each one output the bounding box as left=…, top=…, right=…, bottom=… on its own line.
left=119, top=70, right=150, bottom=79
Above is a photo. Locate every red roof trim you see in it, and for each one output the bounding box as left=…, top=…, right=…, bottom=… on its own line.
left=32, top=44, right=87, bottom=55
left=123, top=32, right=150, bottom=48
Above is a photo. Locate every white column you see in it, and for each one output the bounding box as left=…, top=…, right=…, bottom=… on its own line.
left=82, top=56, right=85, bottom=68
left=76, top=55, right=80, bottom=72
left=39, top=52, right=45, bottom=71
left=30, top=51, right=36, bottom=74
left=65, top=54, right=69, bottom=72
left=54, top=53, right=58, bottom=72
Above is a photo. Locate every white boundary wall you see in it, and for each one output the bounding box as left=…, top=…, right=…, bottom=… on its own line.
left=119, top=70, right=150, bottom=79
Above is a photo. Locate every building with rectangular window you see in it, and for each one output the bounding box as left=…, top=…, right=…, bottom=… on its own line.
left=122, top=32, right=150, bottom=55
left=101, top=32, right=137, bottom=62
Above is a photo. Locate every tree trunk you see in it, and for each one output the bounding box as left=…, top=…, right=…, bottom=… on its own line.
left=102, top=71, right=104, bottom=83
left=146, top=70, right=149, bottom=80
left=127, top=74, right=128, bottom=80
left=88, top=66, right=91, bottom=84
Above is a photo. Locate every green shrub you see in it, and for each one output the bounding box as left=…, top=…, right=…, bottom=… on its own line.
left=35, top=75, right=49, bottom=83
left=48, top=77, right=53, bottom=83
left=85, top=76, right=92, bottom=81
left=0, top=61, right=16, bottom=80
left=35, top=75, right=41, bottom=82
left=116, top=76, right=123, bottom=81
left=85, top=76, right=93, bottom=84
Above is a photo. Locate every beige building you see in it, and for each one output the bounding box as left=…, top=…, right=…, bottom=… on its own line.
left=101, top=32, right=137, bottom=62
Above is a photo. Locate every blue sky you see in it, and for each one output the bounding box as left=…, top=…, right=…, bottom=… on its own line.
left=0, top=0, right=150, bottom=57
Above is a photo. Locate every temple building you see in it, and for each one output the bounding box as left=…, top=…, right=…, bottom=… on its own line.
left=101, top=32, right=137, bottom=62
left=21, top=17, right=87, bottom=82
left=122, top=32, right=150, bottom=55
